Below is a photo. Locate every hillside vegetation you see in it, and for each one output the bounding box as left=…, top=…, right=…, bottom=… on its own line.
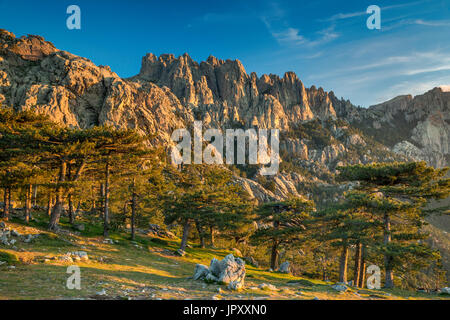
left=1, top=216, right=448, bottom=301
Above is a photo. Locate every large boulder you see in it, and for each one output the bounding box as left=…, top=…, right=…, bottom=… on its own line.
left=193, top=264, right=209, bottom=281
left=193, top=254, right=246, bottom=290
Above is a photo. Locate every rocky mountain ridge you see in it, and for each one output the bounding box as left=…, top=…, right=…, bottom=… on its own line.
left=0, top=29, right=448, bottom=204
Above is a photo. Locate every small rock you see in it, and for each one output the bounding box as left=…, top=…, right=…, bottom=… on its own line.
left=331, top=283, right=349, bottom=292
left=74, top=224, right=85, bottom=232
left=228, top=280, right=244, bottom=291
left=440, top=287, right=450, bottom=294
left=258, top=283, right=277, bottom=291
left=278, top=261, right=291, bottom=274
left=176, top=249, right=186, bottom=257
left=58, top=254, right=73, bottom=263
left=23, top=234, right=34, bottom=243
left=96, top=289, right=107, bottom=296
left=11, top=230, right=20, bottom=237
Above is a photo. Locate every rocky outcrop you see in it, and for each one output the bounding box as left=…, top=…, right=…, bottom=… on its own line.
left=280, top=138, right=308, bottom=159
left=193, top=254, right=246, bottom=290
left=234, top=172, right=307, bottom=204
left=0, top=31, right=190, bottom=145
left=0, top=30, right=447, bottom=169
left=234, top=176, right=278, bottom=203
left=351, top=88, right=450, bottom=167
left=135, top=53, right=340, bottom=130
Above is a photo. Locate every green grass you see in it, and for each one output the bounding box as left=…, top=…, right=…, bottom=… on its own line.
left=0, top=215, right=449, bottom=300
left=0, top=250, right=19, bottom=265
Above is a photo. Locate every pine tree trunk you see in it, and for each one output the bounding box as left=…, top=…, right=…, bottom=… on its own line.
left=180, top=220, right=192, bottom=251
left=354, top=241, right=362, bottom=287
left=33, top=185, right=37, bottom=208
left=46, top=193, right=52, bottom=217
left=339, top=242, right=349, bottom=283
left=6, top=187, right=11, bottom=221
left=270, top=240, right=279, bottom=270
left=68, top=193, right=74, bottom=224
left=25, top=184, right=32, bottom=223
left=99, top=183, right=105, bottom=218
left=384, top=212, right=394, bottom=288
left=358, top=244, right=366, bottom=288
left=131, top=184, right=137, bottom=241
left=103, top=161, right=110, bottom=238
left=195, top=221, right=205, bottom=248
left=49, top=161, right=67, bottom=230
left=2, top=187, right=8, bottom=219
left=210, top=226, right=216, bottom=248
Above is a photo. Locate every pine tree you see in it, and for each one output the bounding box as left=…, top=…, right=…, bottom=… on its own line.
left=162, top=165, right=254, bottom=253
left=338, top=162, right=450, bottom=288
left=252, top=198, right=315, bottom=270
left=87, top=126, right=147, bottom=237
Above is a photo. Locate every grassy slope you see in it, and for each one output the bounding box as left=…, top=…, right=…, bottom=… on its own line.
left=0, top=214, right=449, bottom=300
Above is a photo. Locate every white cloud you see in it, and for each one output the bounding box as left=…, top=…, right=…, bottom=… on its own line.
left=269, top=26, right=339, bottom=47
left=383, top=18, right=450, bottom=31
left=322, top=1, right=426, bottom=22
left=271, top=28, right=306, bottom=45
left=413, top=19, right=450, bottom=27
left=322, top=11, right=366, bottom=22
left=375, top=77, right=450, bottom=104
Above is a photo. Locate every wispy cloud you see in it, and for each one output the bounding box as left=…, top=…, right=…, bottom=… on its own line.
left=383, top=18, right=450, bottom=31
left=376, top=76, right=450, bottom=103
left=270, top=25, right=339, bottom=47
left=314, top=50, right=450, bottom=79
left=321, top=10, right=366, bottom=22
left=413, top=19, right=450, bottom=27
left=321, top=0, right=426, bottom=22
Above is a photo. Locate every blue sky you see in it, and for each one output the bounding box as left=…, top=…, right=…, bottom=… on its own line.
left=0, top=0, right=449, bottom=107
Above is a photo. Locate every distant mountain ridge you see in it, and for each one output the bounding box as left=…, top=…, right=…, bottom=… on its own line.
left=0, top=29, right=448, bottom=170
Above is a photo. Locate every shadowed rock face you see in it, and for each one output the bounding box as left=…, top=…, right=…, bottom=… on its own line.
left=0, top=30, right=448, bottom=170
left=351, top=88, right=450, bottom=168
